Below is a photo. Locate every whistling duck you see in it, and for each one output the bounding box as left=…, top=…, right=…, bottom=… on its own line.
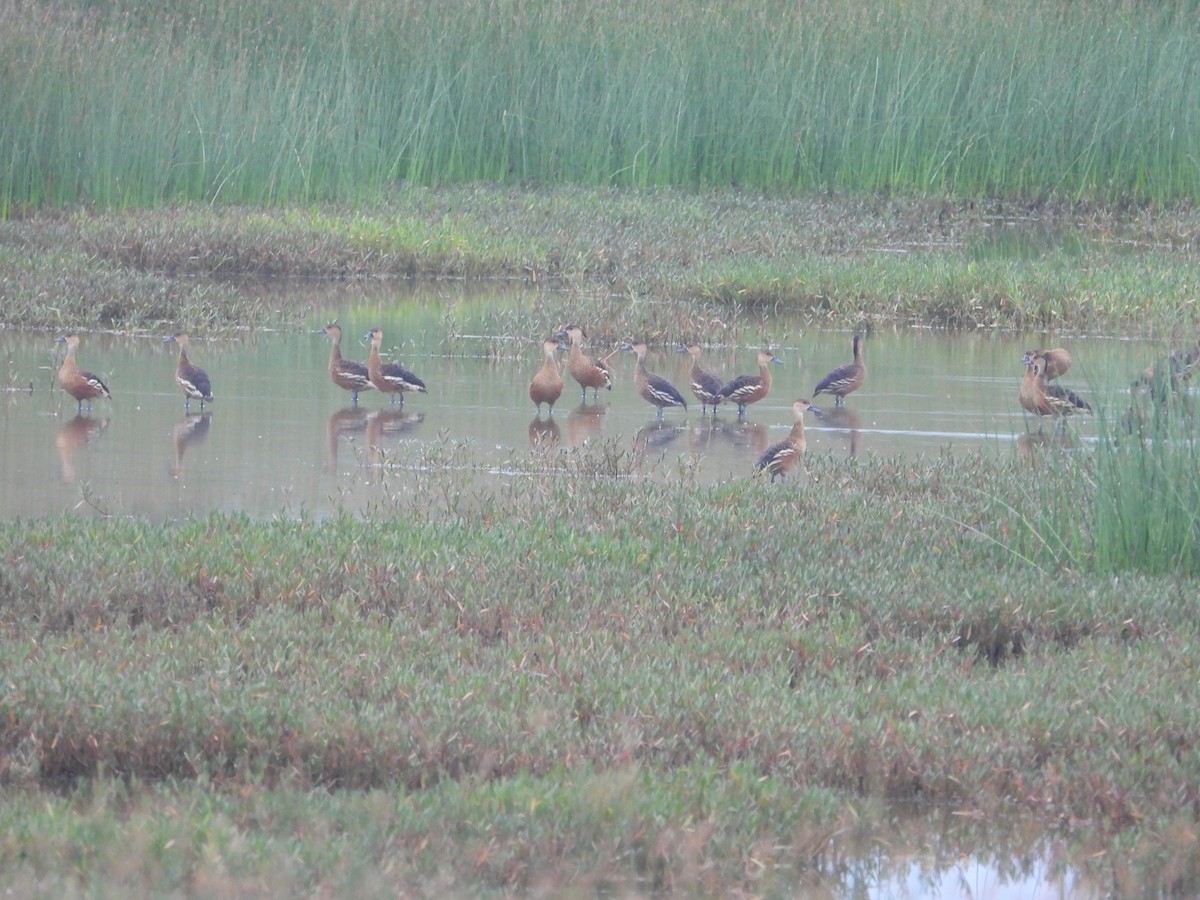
left=365, top=327, right=427, bottom=404
left=529, top=337, right=565, bottom=414
left=756, top=399, right=815, bottom=483
left=813, top=334, right=866, bottom=407
left=1022, top=347, right=1071, bottom=381
left=678, top=343, right=725, bottom=414
left=556, top=324, right=613, bottom=401
left=321, top=322, right=374, bottom=405
left=623, top=340, right=687, bottom=420
left=1020, top=352, right=1090, bottom=428
left=54, top=334, right=111, bottom=412
left=164, top=333, right=213, bottom=410
left=1131, top=343, right=1200, bottom=398
left=719, top=349, right=782, bottom=416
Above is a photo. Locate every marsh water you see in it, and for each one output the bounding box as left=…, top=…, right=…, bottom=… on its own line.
left=0, top=281, right=1168, bottom=520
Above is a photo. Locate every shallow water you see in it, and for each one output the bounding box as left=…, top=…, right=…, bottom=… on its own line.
left=0, top=282, right=1169, bottom=520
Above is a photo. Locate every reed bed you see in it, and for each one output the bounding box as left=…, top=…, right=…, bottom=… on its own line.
left=4, top=0, right=1200, bottom=211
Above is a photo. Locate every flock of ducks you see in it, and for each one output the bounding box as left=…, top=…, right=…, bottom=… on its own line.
left=51, top=324, right=1199, bottom=485
left=531, top=325, right=868, bottom=483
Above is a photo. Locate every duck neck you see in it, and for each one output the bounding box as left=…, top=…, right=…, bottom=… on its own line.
left=60, top=346, right=78, bottom=378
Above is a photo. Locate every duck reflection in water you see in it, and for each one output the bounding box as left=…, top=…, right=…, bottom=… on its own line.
left=528, top=415, right=561, bottom=448
left=566, top=402, right=607, bottom=446
left=56, top=414, right=109, bottom=483
left=326, top=406, right=370, bottom=472
left=694, top=416, right=768, bottom=458
left=170, top=411, right=212, bottom=477
left=366, top=409, right=425, bottom=467
left=810, top=405, right=862, bottom=457
left=1017, top=429, right=1078, bottom=463
left=632, top=420, right=685, bottom=471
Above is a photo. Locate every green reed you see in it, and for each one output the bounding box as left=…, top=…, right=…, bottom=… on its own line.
left=1089, top=391, right=1200, bottom=576
left=4, top=0, right=1200, bottom=211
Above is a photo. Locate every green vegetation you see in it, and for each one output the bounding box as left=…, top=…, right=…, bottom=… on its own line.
left=5, top=188, right=1200, bottom=334
left=3, top=450, right=1200, bottom=894
left=4, top=0, right=1200, bottom=209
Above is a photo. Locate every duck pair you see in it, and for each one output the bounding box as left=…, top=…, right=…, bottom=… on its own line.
left=320, top=324, right=426, bottom=406
left=1019, top=347, right=1090, bottom=427
left=524, top=324, right=618, bottom=415
left=680, top=345, right=782, bottom=417
left=55, top=333, right=213, bottom=412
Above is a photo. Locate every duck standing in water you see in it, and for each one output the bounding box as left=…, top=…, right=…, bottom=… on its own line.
left=529, top=336, right=565, bottom=415
left=623, top=340, right=687, bottom=420
left=321, top=322, right=374, bottom=405
left=164, top=333, right=213, bottom=410
left=812, top=334, right=866, bottom=407
left=365, top=327, right=427, bottom=404
left=55, top=334, right=112, bottom=413
left=719, top=349, right=782, bottom=417
left=556, top=324, right=613, bottom=402
left=756, top=399, right=815, bottom=483
left=1019, top=351, right=1090, bottom=429
left=678, top=343, right=725, bottom=415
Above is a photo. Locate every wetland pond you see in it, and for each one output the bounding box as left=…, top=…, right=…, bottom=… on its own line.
left=0, top=280, right=1184, bottom=896
left=0, top=281, right=1168, bottom=521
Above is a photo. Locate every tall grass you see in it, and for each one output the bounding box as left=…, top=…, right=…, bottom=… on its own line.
left=997, top=377, right=1200, bottom=578
left=3, top=0, right=1200, bottom=211
left=1090, top=392, right=1200, bottom=576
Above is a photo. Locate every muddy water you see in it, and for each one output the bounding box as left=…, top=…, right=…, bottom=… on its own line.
left=0, top=283, right=1167, bottom=520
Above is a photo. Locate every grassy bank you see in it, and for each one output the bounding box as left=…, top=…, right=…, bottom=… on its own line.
left=2, top=450, right=1199, bottom=893
left=3, top=0, right=1200, bottom=209
left=5, top=187, right=1200, bottom=335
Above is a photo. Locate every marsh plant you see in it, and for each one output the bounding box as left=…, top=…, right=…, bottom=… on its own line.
left=5, top=0, right=1200, bottom=210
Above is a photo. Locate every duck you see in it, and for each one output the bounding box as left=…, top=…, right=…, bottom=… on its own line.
left=54, top=334, right=112, bottom=413
left=164, top=333, right=213, bottom=410
left=812, top=334, right=866, bottom=407
left=1130, top=343, right=1200, bottom=398
left=755, top=399, right=815, bottom=483
left=678, top=343, right=725, bottom=414
left=1020, top=351, right=1090, bottom=427
left=1021, top=347, right=1071, bottom=381
left=719, top=349, right=782, bottom=416
left=365, top=327, right=427, bottom=404
left=622, top=340, right=687, bottom=420
left=529, top=336, right=565, bottom=414
left=321, top=322, right=374, bottom=405
left=555, top=324, right=613, bottom=401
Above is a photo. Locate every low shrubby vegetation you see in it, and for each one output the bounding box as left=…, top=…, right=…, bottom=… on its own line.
left=2, top=447, right=1200, bottom=893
